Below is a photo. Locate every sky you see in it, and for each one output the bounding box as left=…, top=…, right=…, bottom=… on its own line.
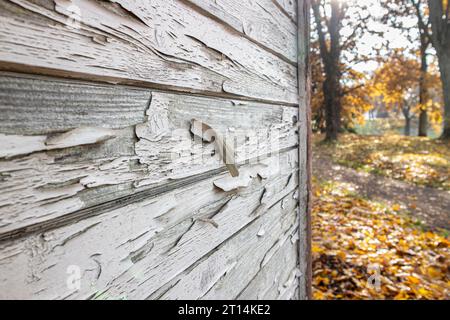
left=339, top=0, right=420, bottom=73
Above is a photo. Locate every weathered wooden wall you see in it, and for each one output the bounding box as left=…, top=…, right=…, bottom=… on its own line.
left=0, top=0, right=310, bottom=300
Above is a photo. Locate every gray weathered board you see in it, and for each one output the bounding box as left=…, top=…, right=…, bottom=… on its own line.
left=0, top=0, right=311, bottom=300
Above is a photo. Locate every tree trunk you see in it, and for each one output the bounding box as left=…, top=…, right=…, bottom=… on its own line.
left=311, top=0, right=344, bottom=142
left=418, top=110, right=427, bottom=136
left=427, top=0, right=450, bottom=139
left=323, top=67, right=341, bottom=141
left=418, top=39, right=428, bottom=137
left=404, top=117, right=411, bottom=136
left=402, top=106, right=411, bottom=136
left=439, top=55, right=450, bottom=139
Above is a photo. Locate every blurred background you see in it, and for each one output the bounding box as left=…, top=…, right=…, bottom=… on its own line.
left=310, top=0, right=449, bottom=299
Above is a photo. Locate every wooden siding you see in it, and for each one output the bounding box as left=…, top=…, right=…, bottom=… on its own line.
left=0, top=0, right=309, bottom=300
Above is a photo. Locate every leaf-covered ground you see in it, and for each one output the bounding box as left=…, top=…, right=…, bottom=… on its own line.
left=312, top=179, right=450, bottom=300
left=314, top=134, right=450, bottom=190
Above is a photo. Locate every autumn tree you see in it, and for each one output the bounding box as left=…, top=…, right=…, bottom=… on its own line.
left=311, top=41, right=373, bottom=133
left=373, top=52, right=421, bottom=135
left=311, top=0, right=345, bottom=141
left=382, top=0, right=432, bottom=136
left=427, top=0, right=450, bottom=139
left=373, top=51, right=443, bottom=135
left=311, top=0, right=373, bottom=141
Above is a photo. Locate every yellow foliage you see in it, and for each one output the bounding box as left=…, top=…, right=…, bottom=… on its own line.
left=310, top=41, right=375, bottom=131
left=372, top=50, right=443, bottom=124
left=372, top=51, right=420, bottom=111
left=312, top=180, right=449, bottom=300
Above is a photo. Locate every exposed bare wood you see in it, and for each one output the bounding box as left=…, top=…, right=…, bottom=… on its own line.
left=190, top=119, right=239, bottom=177
left=0, top=74, right=150, bottom=135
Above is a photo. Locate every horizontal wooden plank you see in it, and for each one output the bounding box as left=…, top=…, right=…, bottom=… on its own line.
left=0, top=0, right=298, bottom=104
left=0, top=150, right=298, bottom=299
left=0, top=74, right=299, bottom=236
left=149, top=203, right=299, bottom=300
left=186, top=0, right=297, bottom=63
left=0, top=75, right=150, bottom=135
left=237, top=234, right=300, bottom=300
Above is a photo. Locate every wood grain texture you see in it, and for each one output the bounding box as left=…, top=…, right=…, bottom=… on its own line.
left=0, top=0, right=306, bottom=300
left=237, top=233, right=300, bottom=300
left=150, top=195, right=299, bottom=300
left=273, top=0, right=297, bottom=23
left=0, top=150, right=298, bottom=299
left=0, top=0, right=298, bottom=104
left=0, top=74, right=298, bottom=237
left=296, top=0, right=312, bottom=300
left=185, top=0, right=297, bottom=63
left=0, top=74, right=150, bottom=135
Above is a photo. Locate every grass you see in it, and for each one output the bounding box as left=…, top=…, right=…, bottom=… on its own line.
left=313, top=134, right=450, bottom=190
